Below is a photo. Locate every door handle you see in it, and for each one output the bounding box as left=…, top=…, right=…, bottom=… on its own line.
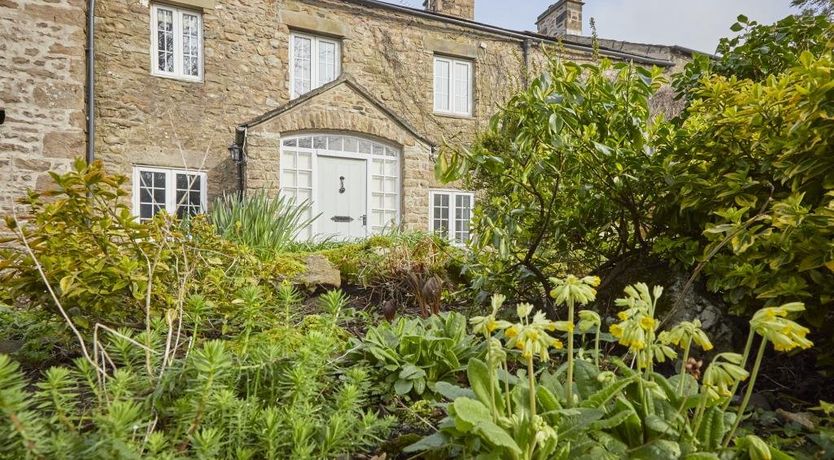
left=361, top=214, right=367, bottom=226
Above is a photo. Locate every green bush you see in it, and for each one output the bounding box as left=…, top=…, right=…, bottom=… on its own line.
left=436, top=57, right=672, bottom=310
left=660, top=47, right=834, bottom=366
left=0, top=288, right=394, bottom=459
left=210, top=191, right=317, bottom=259
left=0, top=160, right=305, bottom=334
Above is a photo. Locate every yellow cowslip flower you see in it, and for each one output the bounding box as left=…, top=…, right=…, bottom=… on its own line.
left=610, top=323, right=624, bottom=339
left=618, top=311, right=630, bottom=321
left=516, top=303, right=534, bottom=320
left=577, top=310, right=601, bottom=333
left=549, top=275, right=599, bottom=307
left=639, top=316, right=656, bottom=331
left=703, top=353, right=749, bottom=402
left=505, top=325, right=519, bottom=338
left=551, top=321, right=574, bottom=332
left=750, top=303, right=813, bottom=352
left=470, top=293, right=512, bottom=337
left=659, top=319, right=714, bottom=351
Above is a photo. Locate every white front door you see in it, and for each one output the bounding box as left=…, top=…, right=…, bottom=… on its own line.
left=317, top=155, right=367, bottom=240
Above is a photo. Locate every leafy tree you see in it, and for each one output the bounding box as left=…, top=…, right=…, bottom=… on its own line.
left=793, top=0, right=834, bottom=17
left=437, top=57, right=673, bottom=311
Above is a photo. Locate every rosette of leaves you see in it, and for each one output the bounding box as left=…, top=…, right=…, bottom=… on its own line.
left=357, top=311, right=485, bottom=399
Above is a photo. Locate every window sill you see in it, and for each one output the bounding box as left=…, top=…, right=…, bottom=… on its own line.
left=150, top=72, right=204, bottom=84
left=433, top=111, right=476, bottom=120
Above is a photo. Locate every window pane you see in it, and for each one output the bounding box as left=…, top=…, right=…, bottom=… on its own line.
left=318, top=40, right=337, bottom=85
left=454, top=62, right=471, bottom=115
left=156, top=8, right=174, bottom=73
left=455, top=194, right=472, bottom=243
left=434, top=59, right=450, bottom=112
left=292, top=36, right=312, bottom=97
left=432, top=193, right=450, bottom=238
left=138, top=170, right=167, bottom=221
left=175, top=173, right=203, bottom=219
left=182, top=13, right=200, bottom=77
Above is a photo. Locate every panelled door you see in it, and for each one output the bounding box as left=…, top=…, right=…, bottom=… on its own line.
left=317, top=156, right=367, bottom=239
left=280, top=134, right=401, bottom=241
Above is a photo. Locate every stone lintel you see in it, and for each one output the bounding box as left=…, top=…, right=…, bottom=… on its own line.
left=281, top=10, right=350, bottom=38
left=424, top=37, right=478, bottom=59
left=161, top=0, right=216, bottom=10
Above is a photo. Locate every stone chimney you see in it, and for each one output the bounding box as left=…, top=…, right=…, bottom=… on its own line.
left=424, top=0, right=475, bottom=21
left=537, top=0, right=584, bottom=36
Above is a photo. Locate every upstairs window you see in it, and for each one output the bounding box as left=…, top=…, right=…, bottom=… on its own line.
left=433, top=56, right=472, bottom=116
left=290, top=32, right=341, bottom=99
left=133, top=166, right=207, bottom=222
left=430, top=190, right=474, bottom=245
left=151, top=4, right=203, bottom=81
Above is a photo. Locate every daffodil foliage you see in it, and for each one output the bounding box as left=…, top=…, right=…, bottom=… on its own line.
left=436, top=56, right=673, bottom=308
left=407, top=279, right=808, bottom=459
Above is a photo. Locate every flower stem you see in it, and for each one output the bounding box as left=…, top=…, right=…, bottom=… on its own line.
left=723, top=337, right=768, bottom=448
left=677, top=337, right=692, bottom=396
left=722, top=328, right=755, bottom=412
left=594, top=326, right=600, bottom=369
left=565, top=299, right=575, bottom=408
left=528, top=356, right=537, bottom=419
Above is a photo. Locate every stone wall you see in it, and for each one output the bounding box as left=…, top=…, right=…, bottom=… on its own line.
left=0, top=0, right=676, bottom=231
left=91, top=0, right=609, bottom=226
left=0, top=0, right=86, bottom=215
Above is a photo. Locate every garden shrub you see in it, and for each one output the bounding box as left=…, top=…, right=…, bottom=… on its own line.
left=210, top=191, right=317, bottom=260
left=436, top=57, right=673, bottom=310
left=0, top=160, right=304, bottom=334
left=660, top=47, right=834, bottom=367
left=0, top=287, right=394, bottom=459
left=356, top=311, right=485, bottom=400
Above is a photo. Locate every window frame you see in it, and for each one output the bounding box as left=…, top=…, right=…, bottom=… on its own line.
left=289, top=31, right=342, bottom=99
left=429, top=189, right=475, bottom=245
left=150, top=3, right=204, bottom=82
left=433, top=55, right=473, bottom=117
left=132, top=166, right=208, bottom=221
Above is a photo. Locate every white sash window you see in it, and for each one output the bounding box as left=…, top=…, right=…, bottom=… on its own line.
left=151, top=4, right=203, bottom=81
left=430, top=190, right=474, bottom=244
left=433, top=56, right=473, bottom=116
left=290, top=33, right=341, bottom=99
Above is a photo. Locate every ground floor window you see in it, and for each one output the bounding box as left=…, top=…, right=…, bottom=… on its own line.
left=429, top=190, right=473, bottom=244
left=132, top=166, right=207, bottom=222
left=280, top=134, right=400, bottom=240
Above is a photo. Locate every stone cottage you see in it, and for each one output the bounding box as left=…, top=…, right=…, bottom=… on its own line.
left=1, top=0, right=692, bottom=241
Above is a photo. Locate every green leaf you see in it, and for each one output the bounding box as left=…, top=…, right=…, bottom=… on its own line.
left=434, top=381, right=476, bottom=401
left=580, top=375, right=637, bottom=408
left=394, top=379, right=413, bottom=395
left=645, top=414, right=680, bottom=438
left=452, top=397, right=492, bottom=427
left=474, top=420, right=522, bottom=454
left=403, top=432, right=448, bottom=453
left=467, top=358, right=503, bottom=413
